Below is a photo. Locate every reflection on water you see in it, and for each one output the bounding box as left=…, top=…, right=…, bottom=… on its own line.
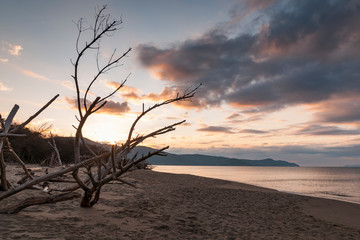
left=153, top=166, right=360, bottom=204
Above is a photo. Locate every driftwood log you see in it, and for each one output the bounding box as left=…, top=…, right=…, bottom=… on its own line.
left=0, top=105, right=19, bottom=191
left=0, top=192, right=81, bottom=214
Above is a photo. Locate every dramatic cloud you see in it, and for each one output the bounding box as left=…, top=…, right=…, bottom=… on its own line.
left=0, top=58, right=8, bottom=63
left=0, top=82, right=12, bottom=91
left=22, top=69, right=50, bottom=81
left=197, top=125, right=234, bottom=133
left=64, top=97, right=130, bottom=115
left=137, top=0, right=360, bottom=119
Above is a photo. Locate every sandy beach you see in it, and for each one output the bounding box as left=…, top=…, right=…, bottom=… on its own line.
left=0, top=166, right=360, bottom=239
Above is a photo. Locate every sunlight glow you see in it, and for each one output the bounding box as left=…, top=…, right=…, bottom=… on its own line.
left=81, top=114, right=132, bottom=145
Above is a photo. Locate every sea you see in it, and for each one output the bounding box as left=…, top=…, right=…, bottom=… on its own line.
left=153, top=166, right=360, bottom=205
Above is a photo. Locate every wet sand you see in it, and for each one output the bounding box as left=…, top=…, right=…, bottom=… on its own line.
left=0, top=167, right=360, bottom=239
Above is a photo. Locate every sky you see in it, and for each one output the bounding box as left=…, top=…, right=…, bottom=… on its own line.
left=1, top=0, right=359, bottom=166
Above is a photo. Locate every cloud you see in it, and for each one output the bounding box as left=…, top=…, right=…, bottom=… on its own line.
left=296, top=124, right=360, bottom=136
left=311, top=96, right=360, bottom=125
left=61, top=81, right=75, bottom=91
left=1, top=41, right=23, bottom=56
left=197, top=125, right=234, bottom=133
left=239, top=129, right=268, bottom=134
left=226, top=113, right=242, bottom=120
left=64, top=97, right=130, bottom=115
left=8, top=44, right=23, bottom=56
left=100, top=100, right=131, bottom=115
left=0, top=82, right=12, bottom=91
left=0, top=58, right=8, bottom=63
left=22, top=69, right=50, bottom=81
left=107, top=81, right=202, bottom=108
left=137, top=0, right=360, bottom=117
left=224, top=0, right=277, bottom=30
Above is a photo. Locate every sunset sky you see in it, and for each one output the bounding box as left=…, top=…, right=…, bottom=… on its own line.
left=1, top=0, right=359, bottom=166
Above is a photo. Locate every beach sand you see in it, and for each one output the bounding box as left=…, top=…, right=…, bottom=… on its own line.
left=0, top=166, right=360, bottom=239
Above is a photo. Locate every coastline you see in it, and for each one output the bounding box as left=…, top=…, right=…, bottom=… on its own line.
left=153, top=165, right=360, bottom=205
left=0, top=168, right=359, bottom=239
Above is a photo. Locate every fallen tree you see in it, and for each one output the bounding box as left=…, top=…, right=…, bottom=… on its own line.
left=0, top=5, right=200, bottom=213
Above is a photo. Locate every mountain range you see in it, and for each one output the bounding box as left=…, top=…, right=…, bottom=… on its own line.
left=132, top=146, right=299, bottom=167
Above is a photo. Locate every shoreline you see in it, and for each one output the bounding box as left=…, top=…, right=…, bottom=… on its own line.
left=0, top=168, right=360, bottom=239
left=150, top=170, right=360, bottom=230
left=152, top=165, right=360, bottom=205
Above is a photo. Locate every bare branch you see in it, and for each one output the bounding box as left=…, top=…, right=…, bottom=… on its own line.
left=125, top=84, right=201, bottom=150
left=83, top=48, right=132, bottom=108
left=72, top=169, right=91, bottom=191
left=111, top=145, right=116, bottom=174
left=5, top=139, right=34, bottom=180
left=10, top=94, right=59, bottom=133
left=0, top=133, right=26, bottom=137
left=90, top=101, right=107, bottom=114
left=99, top=146, right=169, bottom=186
left=80, top=133, right=97, bottom=157
left=99, top=72, right=130, bottom=103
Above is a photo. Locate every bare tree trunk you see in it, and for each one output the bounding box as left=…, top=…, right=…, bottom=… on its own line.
left=80, top=190, right=94, bottom=207
left=0, top=150, right=7, bottom=191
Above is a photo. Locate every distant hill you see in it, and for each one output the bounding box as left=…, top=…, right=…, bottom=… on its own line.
left=132, top=146, right=299, bottom=167
left=6, top=128, right=298, bottom=167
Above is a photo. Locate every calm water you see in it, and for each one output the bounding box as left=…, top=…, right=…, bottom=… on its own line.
left=153, top=166, right=360, bottom=205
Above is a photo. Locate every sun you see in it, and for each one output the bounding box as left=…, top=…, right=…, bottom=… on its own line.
left=82, top=114, right=130, bottom=144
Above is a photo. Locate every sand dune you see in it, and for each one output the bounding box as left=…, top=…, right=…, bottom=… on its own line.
left=0, top=166, right=359, bottom=239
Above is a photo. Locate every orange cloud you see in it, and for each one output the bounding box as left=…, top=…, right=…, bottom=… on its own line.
left=107, top=80, right=203, bottom=109
left=0, top=58, right=8, bottom=63
left=0, top=82, right=12, bottom=91
left=309, top=94, right=360, bottom=126
left=106, top=81, right=139, bottom=93
left=8, top=45, right=23, bottom=56
left=22, top=69, right=50, bottom=81
left=64, top=97, right=130, bottom=115
left=62, top=80, right=75, bottom=90
left=149, top=63, right=194, bottom=81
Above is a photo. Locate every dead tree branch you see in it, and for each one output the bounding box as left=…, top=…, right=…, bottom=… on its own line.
left=0, top=192, right=81, bottom=214
left=71, top=6, right=132, bottom=163
left=10, top=94, right=59, bottom=133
